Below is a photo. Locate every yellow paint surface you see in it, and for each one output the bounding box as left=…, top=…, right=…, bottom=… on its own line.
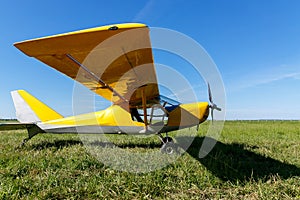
left=18, top=90, right=63, bottom=122
left=14, top=23, right=159, bottom=108
left=43, top=105, right=144, bottom=127
left=167, top=102, right=209, bottom=127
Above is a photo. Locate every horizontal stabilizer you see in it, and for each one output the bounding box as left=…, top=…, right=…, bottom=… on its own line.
left=0, top=123, right=29, bottom=131
left=0, top=123, right=44, bottom=143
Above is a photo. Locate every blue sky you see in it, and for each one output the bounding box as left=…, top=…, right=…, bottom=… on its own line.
left=0, top=0, right=299, bottom=120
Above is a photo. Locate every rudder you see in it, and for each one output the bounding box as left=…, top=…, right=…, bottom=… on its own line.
left=11, top=90, right=63, bottom=123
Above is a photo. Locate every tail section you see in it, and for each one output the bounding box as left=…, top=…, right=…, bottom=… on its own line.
left=11, top=90, right=63, bottom=123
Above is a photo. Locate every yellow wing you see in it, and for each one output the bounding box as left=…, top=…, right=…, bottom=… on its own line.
left=14, top=23, right=159, bottom=108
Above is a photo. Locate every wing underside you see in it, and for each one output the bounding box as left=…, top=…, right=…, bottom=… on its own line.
left=14, top=23, right=159, bottom=108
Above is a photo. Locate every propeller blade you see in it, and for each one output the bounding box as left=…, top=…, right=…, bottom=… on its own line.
left=215, top=106, right=221, bottom=111
left=207, top=82, right=221, bottom=123
left=208, top=83, right=213, bottom=103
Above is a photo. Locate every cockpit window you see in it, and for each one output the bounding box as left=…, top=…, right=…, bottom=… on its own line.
left=130, top=95, right=181, bottom=123
left=159, top=95, right=180, bottom=113
left=159, top=95, right=181, bottom=106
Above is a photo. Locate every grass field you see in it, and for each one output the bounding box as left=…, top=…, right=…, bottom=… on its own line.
left=0, top=121, right=299, bottom=199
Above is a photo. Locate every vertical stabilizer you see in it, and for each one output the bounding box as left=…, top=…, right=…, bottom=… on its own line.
left=11, top=90, right=63, bottom=123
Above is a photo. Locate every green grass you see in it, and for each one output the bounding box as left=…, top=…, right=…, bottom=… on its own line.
left=0, top=121, right=299, bottom=199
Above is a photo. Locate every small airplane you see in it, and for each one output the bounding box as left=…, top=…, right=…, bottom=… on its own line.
left=2, top=23, right=221, bottom=153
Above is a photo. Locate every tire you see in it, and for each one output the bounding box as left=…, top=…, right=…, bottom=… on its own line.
left=161, top=142, right=176, bottom=154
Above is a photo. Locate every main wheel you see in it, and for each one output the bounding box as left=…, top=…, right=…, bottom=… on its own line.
left=161, top=141, right=177, bottom=154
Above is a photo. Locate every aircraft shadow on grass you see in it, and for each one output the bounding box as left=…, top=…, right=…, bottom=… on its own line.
left=29, top=140, right=83, bottom=150
left=177, top=136, right=300, bottom=183
left=28, top=136, right=300, bottom=183
left=29, top=139, right=162, bottom=151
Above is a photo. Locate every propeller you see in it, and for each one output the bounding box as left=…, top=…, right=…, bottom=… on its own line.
left=208, top=83, right=221, bottom=122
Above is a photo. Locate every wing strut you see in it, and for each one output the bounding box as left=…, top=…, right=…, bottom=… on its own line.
left=66, top=54, right=128, bottom=103
left=122, top=47, right=139, bottom=80
left=141, top=88, right=148, bottom=129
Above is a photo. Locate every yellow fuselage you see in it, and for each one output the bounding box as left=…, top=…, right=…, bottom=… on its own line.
left=38, top=102, right=209, bottom=134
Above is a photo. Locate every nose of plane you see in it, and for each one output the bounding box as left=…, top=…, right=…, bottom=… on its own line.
left=167, top=102, right=210, bottom=127
left=180, top=102, right=210, bottom=123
